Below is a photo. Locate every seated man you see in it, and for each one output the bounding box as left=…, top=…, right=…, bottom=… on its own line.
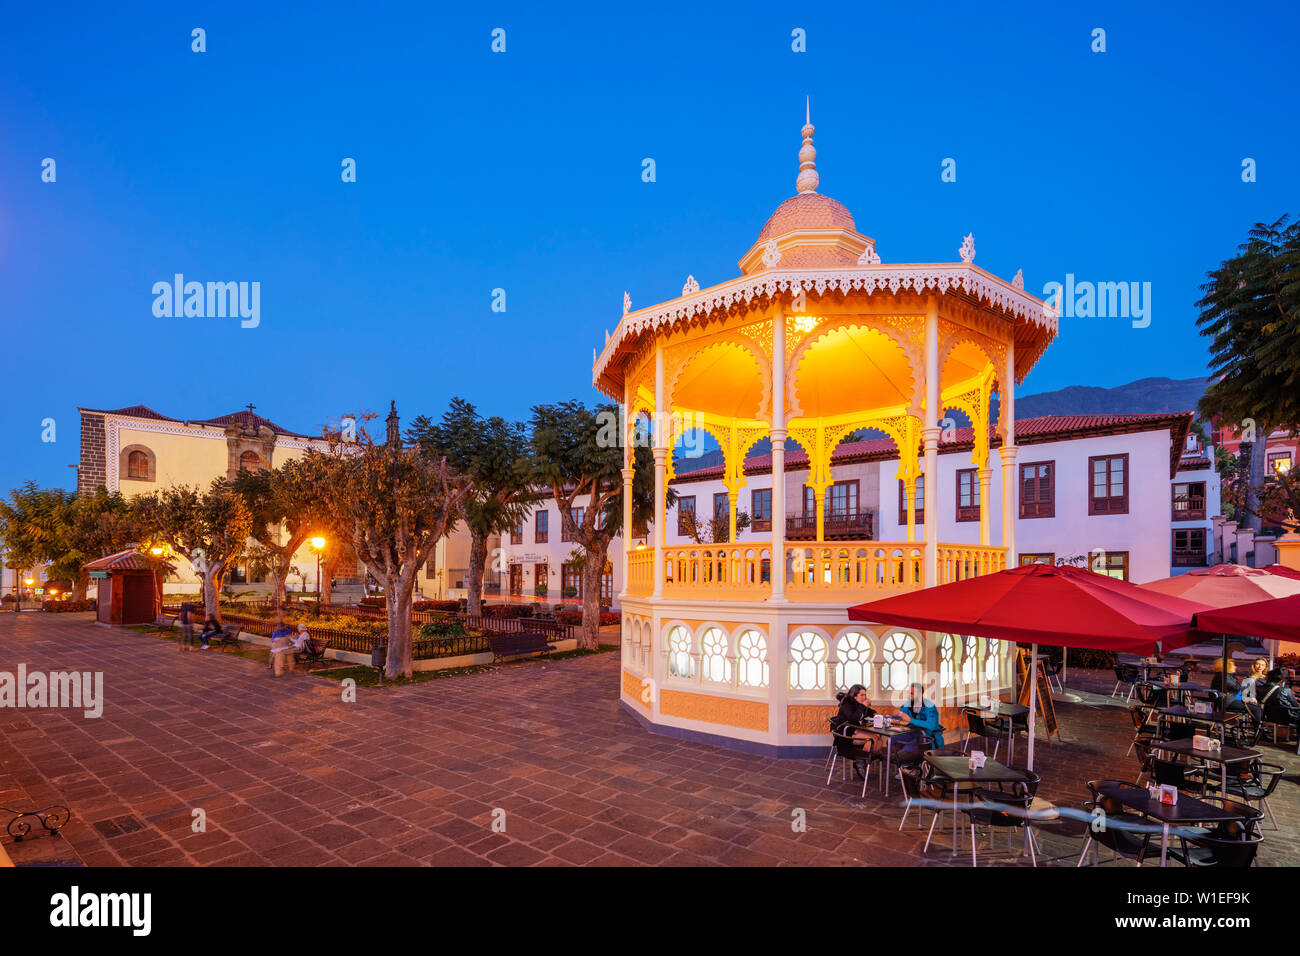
left=1260, top=669, right=1300, bottom=728
left=292, top=622, right=319, bottom=656
left=893, top=682, right=946, bottom=765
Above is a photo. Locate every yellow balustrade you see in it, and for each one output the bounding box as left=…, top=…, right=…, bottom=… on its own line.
left=663, top=543, right=772, bottom=600
left=784, top=541, right=923, bottom=598
left=936, top=543, right=1008, bottom=584
left=627, top=547, right=654, bottom=596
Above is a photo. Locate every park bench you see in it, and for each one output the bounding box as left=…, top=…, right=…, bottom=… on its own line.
left=487, top=632, right=556, bottom=665
left=205, top=625, right=243, bottom=651
left=153, top=615, right=177, bottom=637
left=293, top=637, right=332, bottom=669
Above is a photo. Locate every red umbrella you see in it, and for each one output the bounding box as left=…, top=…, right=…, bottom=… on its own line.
left=1265, top=565, right=1300, bottom=581
left=848, top=563, right=1211, bottom=655
left=849, top=563, right=1212, bottom=771
left=1195, top=593, right=1300, bottom=643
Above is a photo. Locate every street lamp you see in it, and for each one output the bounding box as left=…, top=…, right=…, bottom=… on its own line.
left=310, top=537, right=326, bottom=616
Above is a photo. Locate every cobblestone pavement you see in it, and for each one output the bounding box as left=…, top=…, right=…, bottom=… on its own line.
left=2, top=612, right=1298, bottom=866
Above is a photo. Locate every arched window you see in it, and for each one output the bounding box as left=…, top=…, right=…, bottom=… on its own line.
left=834, top=631, right=874, bottom=692
left=667, top=625, right=695, bottom=679
left=938, top=634, right=955, bottom=690
left=788, top=631, right=828, bottom=692
left=985, top=639, right=1001, bottom=683
left=880, top=631, right=920, bottom=693
left=737, top=630, right=768, bottom=688
left=127, top=451, right=149, bottom=479
left=700, top=627, right=731, bottom=684
left=961, top=636, right=978, bottom=685
left=639, top=622, right=651, bottom=671
left=240, top=450, right=264, bottom=472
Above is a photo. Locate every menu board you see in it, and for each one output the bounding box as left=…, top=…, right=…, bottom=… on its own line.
left=1016, top=649, right=1060, bottom=739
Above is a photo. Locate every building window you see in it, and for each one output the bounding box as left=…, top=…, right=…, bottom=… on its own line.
left=713, top=492, right=729, bottom=521
left=938, top=634, right=955, bottom=690
left=561, top=562, right=579, bottom=597
left=788, top=631, right=828, bottom=692
left=511, top=520, right=523, bottom=545
left=737, top=630, right=769, bottom=688
left=119, top=444, right=156, bottom=482
left=667, top=625, right=695, bottom=679
left=239, top=450, right=264, bottom=472
left=1185, top=433, right=1202, bottom=454
left=1270, top=452, right=1293, bottom=475
left=127, top=450, right=150, bottom=479
left=1088, top=454, right=1129, bottom=515
left=1173, top=529, right=1208, bottom=567
left=961, top=636, right=977, bottom=685
left=897, top=476, right=924, bottom=525
left=834, top=631, right=874, bottom=692
left=534, top=563, right=548, bottom=594
left=1020, top=461, right=1054, bottom=519
left=984, top=639, right=1000, bottom=684
left=561, top=506, right=584, bottom=543
left=1171, top=481, right=1206, bottom=521
left=1019, top=553, right=1055, bottom=566
left=1092, top=551, right=1129, bottom=581
left=676, top=496, right=696, bottom=536
left=880, top=631, right=920, bottom=693
left=955, top=468, right=979, bottom=522
left=751, top=489, right=772, bottom=533
left=700, top=627, right=732, bottom=684
left=535, top=510, right=548, bottom=544
left=826, top=481, right=859, bottom=517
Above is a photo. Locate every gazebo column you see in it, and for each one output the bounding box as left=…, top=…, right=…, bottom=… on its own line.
left=652, top=340, right=667, bottom=598
left=922, top=296, right=940, bottom=586
left=1000, top=339, right=1018, bottom=564
left=978, top=467, right=992, bottom=546
left=620, top=381, right=634, bottom=597
left=770, top=313, right=787, bottom=602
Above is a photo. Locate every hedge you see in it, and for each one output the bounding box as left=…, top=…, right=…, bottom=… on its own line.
left=42, top=600, right=97, bottom=613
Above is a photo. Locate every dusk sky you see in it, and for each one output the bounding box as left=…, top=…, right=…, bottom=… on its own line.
left=2, top=1, right=1297, bottom=494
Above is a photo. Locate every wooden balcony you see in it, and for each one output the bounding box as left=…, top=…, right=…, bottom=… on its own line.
left=1172, top=497, right=1206, bottom=522
left=784, top=510, right=876, bottom=540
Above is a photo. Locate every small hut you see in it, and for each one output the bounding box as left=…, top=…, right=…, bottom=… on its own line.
left=84, top=549, right=171, bottom=626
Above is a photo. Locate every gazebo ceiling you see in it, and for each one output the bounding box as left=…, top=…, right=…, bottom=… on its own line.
left=673, top=343, right=766, bottom=422
left=792, top=326, right=912, bottom=420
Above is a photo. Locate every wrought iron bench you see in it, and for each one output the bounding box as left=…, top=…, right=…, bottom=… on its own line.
left=294, top=637, right=331, bottom=669
left=487, top=632, right=556, bottom=665
left=203, top=625, right=243, bottom=651
left=153, top=615, right=178, bottom=637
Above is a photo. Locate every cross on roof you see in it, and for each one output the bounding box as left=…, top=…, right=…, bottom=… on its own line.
left=245, top=403, right=256, bottom=415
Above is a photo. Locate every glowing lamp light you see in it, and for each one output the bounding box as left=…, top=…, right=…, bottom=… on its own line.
left=150, top=546, right=165, bottom=556
left=24, top=578, right=34, bottom=586
left=49, top=589, right=58, bottom=596
left=311, top=537, right=326, bottom=550
left=635, top=542, right=647, bottom=550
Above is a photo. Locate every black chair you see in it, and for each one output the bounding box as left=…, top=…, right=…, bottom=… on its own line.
left=1132, top=739, right=1157, bottom=787
left=1168, top=832, right=1263, bottom=868
left=960, top=708, right=1004, bottom=760
left=1112, top=663, right=1141, bottom=701
left=1223, top=760, right=1285, bottom=830
left=961, top=773, right=1043, bottom=866
left=1127, top=705, right=1157, bottom=755
left=1077, top=799, right=1154, bottom=867
left=827, top=729, right=880, bottom=798
left=1041, top=658, right=1064, bottom=694
left=1152, top=758, right=1210, bottom=796
left=918, top=750, right=965, bottom=853
left=898, top=765, right=946, bottom=835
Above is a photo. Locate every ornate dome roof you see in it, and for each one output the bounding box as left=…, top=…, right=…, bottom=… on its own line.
left=756, top=191, right=856, bottom=243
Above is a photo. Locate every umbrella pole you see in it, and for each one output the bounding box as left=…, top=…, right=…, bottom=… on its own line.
left=1220, top=634, right=1229, bottom=730
left=1028, top=643, right=1038, bottom=772
left=1062, top=647, right=1068, bottom=687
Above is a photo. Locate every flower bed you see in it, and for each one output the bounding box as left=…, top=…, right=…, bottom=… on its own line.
left=42, top=600, right=97, bottom=612
left=554, top=609, right=619, bottom=627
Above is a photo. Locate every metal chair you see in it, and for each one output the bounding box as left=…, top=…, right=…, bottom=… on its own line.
left=1126, top=705, right=1157, bottom=756
left=1223, top=760, right=1285, bottom=830
left=962, top=775, right=1042, bottom=867
left=898, top=765, right=946, bottom=833
left=1168, top=832, right=1263, bottom=868
left=1152, top=758, right=1210, bottom=796
left=1112, top=663, right=1141, bottom=701
left=1077, top=799, right=1153, bottom=867
left=960, top=708, right=1004, bottom=760
left=827, top=729, right=880, bottom=798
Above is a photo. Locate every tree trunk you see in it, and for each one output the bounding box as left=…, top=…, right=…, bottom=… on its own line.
left=1244, top=437, right=1267, bottom=532
left=269, top=568, right=285, bottom=611
left=466, top=530, right=487, bottom=613
left=203, top=564, right=223, bottom=623
left=384, top=568, right=416, bottom=679
left=73, top=571, right=89, bottom=603
left=579, top=549, right=606, bottom=651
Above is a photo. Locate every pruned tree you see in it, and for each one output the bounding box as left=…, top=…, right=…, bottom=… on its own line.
left=1197, top=214, right=1300, bottom=531
left=529, top=400, right=660, bottom=651
left=303, top=440, right=471, bottom=678
left=680, top=508, right=752, bottom=544
left=407, top=398, right=534, bottom=612
left=231, top=457, right=330, bottom=611
left=60, top=488, right=142, bottom=600
left=0, top=483, right=72, bottom=595
left=134, top=480, right=254, bottom=622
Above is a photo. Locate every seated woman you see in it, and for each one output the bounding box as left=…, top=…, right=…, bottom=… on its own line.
left=831, top=684, right=876, bottom=779
left=1212, top=659, right=1262, bottom=723
left=199, top=616, right=222, bottom=650
left=893, top=683, right=946, bottom=765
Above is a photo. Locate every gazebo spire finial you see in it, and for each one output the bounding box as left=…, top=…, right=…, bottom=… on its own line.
left=796, top=97, right=818, bottom=194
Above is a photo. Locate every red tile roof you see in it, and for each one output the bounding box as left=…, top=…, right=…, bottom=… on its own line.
left=190, top=411, right=307, bottom=438
left=78, top=405, right=180, bottom=422
left=84, top=549, right=173, bottom=572
left=673, top=412, right=1195, bottom=482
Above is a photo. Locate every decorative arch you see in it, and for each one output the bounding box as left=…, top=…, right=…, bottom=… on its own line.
left=664, top=621, right=695, bottom=680
left=832, top=628, right=876, bottom=693
left=699, top=623, right=733, bottom=685
left=119, top=444, right=156, bottom=482
left=665, top=336, right=771, bottom=423
left=788, top=628, right=831, bottom=694
left=733, top=626, right=769, bottom=689
left=786, top=315, right=923, bottom=420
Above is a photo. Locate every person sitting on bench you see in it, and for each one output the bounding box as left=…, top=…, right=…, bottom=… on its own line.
left=200, top=616, right=221, bottom=651
left=292, top=622, right=318, bottom=656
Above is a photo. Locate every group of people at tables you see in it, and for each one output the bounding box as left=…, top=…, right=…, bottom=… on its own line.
left=1209, top=657, right=1300, bottom=729
left=831, top=682, right=945, bottom=779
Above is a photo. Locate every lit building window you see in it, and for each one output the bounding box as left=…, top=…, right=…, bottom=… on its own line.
left=737, top=630, right=769, bottom=688
left=881, top=631, right=920, bottom=692
left=834, top=631, right=874, bottom=692
left=700, top=627, right=732, bottom=684
left=788, top=631, right=828, bottom=692
left=985, top=639, right=1001, bottom=684
left=961, top=636, right=977, bottom=685
left=667, top=625, right=695, bottom=679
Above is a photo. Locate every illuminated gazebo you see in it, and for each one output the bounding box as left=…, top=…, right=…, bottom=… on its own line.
left=595, top=109, right=1058, bottom=755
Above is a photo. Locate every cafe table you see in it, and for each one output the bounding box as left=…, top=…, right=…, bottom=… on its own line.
left=924, top=754, right=1029, bottom=855
left=976, top=703, right=1030, bottom=765
left=1094, top=782, right=1249, bottom=866
left=1151, top=681, right=1211, bottom=707
left=1151, top=737, right=1260, bottom=796
left=1157, top=705, right=1238, bottom=743
left=851, top=722, right=919, bottom=797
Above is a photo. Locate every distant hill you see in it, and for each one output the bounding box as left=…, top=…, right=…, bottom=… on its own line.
left=1013, top=376, right=1207, bottom=419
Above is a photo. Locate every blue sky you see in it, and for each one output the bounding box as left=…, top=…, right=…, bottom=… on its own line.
left=2, top=1, right=1297, bottom=493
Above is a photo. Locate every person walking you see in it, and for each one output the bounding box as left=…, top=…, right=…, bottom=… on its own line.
left=270, top=620, right=295, bottom=676
left=177, top=602, right=195, bottom=652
